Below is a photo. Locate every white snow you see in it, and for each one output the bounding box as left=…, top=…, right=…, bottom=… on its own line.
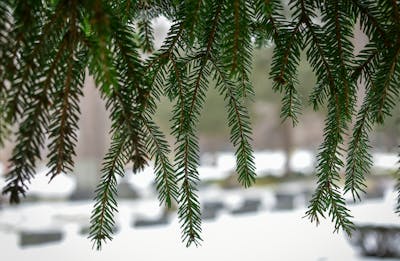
left=198, top=165, right=230, bottom=180
left=126, top=166, right=155, bottom=190
left=254, top=151, right=286, bottom=176
left=373, top=153, right=398, bottom=170
left=0, top=162, right=4, bottom=176
left=28, top=167, right=76, bottom=199
left=215, top=152, right=236, bottom=173
left=290, top=150, right=315, bottom=173
left=1, top=191, right=398, bottom=261
left=214, top=150, right=315, bottom=177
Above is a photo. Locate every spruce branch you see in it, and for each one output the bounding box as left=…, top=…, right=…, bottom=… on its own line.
left=352, top=0, right=391, bottom=47
left=305, top=102, right=354, bottom=235
left=344, top=102, right=372, bottom=201
left=1, top=0, right=400, bottom=250
left=46, top=1, right=87, bottom=181
left=367, top=46, right=400, bottom=124
left=211, top=58, right=256, bottom=187
left=89, top=132, right=129, bottom=250
left=143, top=118, right=179, bottom=207
left=396, top=147, right=400, bottom=215
left=2, top=29, right=71, bottom=203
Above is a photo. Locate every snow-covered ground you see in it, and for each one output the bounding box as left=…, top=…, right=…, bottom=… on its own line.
left=0, top=190, right=398, bottom=261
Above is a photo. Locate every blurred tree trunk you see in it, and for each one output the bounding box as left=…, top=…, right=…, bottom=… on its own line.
left=282, top=120, right=293, bottom=177
left=72, top=75, right=110, bottom=199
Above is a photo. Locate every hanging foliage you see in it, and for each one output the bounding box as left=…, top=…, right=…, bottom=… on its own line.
left=0, top=0, right=399, bottom=250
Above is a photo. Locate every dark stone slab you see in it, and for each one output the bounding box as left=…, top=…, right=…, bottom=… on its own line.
left=274, top=193, right=296, bottom=210
left=133, top=212, right=169, bottom=228
left=117, top=181, right=140, bottom=199
left=347, top=225, right=400, bottom=258
left=19, top=230, right=63, bottom=247
left=69, top=189, right=95, bottom=201
left=79, top=225, right=119, bottom=236
left=231, top=198, right=261, bottom=215
left=202, top=201, right=225, bottom=220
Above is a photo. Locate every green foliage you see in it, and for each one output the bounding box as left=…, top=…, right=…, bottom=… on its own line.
left=0, top=0, right=399, bottom=250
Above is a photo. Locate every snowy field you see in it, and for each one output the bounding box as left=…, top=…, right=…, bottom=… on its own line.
left=0, top=151, right=398, bottom=260
left=0, top=191, right=398, bottom=261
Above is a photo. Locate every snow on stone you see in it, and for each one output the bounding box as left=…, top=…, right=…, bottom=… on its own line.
left=28, top=167, right=76, bottom=199
left=254, top=151, right=286, bottom=176
left=373, top=152, right=398, bottom=170
left=198, top=165, right=230, bottom=181
left=126, top=166, right=155, bottom=191
left=215, top=152, right=236, bottom=173
left=214, top=150, right=315, bottom=178
left=290, top=150, right=315, bottom=174
left=350, top=189, right=399, bottom=226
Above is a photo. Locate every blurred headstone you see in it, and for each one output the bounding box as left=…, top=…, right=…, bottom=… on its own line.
left=19, top=230, right=63, bottom=247
left=79, top=225, right=119, bottom=236
left=133, top=212, right=169, bottom=228
left=202, top=201, right=225, bottom=220
left=117, top=181, right=139, bottom=199
left=231, top=198, right=261, bottom=215
left=347, top=225, right=400, bottom=258
left=274, top=192, right=296, bottom=210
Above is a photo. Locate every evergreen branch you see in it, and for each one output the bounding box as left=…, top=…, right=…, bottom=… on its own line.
left=46, top=46, right=87, bottom=180
left=221, top=0, right=254, bottom=98
left=232, top=0, right=241, bottom=72
left=304, top=19, right=335, bottom=109
left=2, top=32, right=70, bottom=203
left=368, top=46, right=400, bottom=124
left=142, top=118, right=179, bottom=207
left=173, top=58, right=206, bottom=246
left=89, top=133, right=129, bottom=250
left=2, top=0, right=400, bottom=250
left=46, top=2, right=86, bottom=181
left=270, top=0, right=307, bottom=125
left=345, top=67, right=377, bottom=201
left=305, top=101, right=354, bottom=235
left=176, top=130, right=202, bottom=247
left=137, top=2, right=155, bottom=53
left=280, top=83, right=302, bottom=126
left=112, top=21, right=149, bottom=172
left=351, top=47, right=379, bottom=81
left=352, top=0, right=391, bottom=47
left=391, top=0, right=400, bottom=26
left=344, top=102, right=372, bottom=201
left=333, top=1, right=352, bottom=116
left=396, top=147, right=400, bottom=215
left=3, top=2, right=66, bottom=123
left=183, top=0, right=204, bottom=43
left=145, top=21, right=185, bottom=103
left=271, top=21, right=303, bottom=86
left=211, top=58, right=256, bottom=187
left=174, top=3, right=223, bottom=246
left=187, top=2, right=222, bottom=120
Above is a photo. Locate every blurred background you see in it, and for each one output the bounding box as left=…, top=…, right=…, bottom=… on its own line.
left=0, top=16, right=399, bottom=261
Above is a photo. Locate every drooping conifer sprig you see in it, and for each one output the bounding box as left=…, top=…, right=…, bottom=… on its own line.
left=89, top=132, right=130, bottom=250
left=2, top=0, right=85, bottom=203
left=270, top=0, right=305, bottom=126
left=1, top=0, right=400, bottom=250
left=220, top=0, right=254, bottom=98
left=0, top=0, right=12, bottom=145
left=344, top=0, right=400, bottom=205
left=210, top=58, right=256, bottom=188
left=396, top=147, right=400, bottom=215
left=305, top=99, right=355, bottom=234
left=173, top=8, right=221, bottom=245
